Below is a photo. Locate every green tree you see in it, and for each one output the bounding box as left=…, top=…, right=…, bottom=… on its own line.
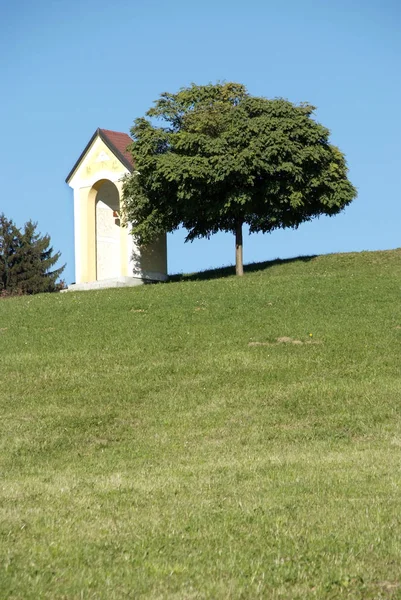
left=0, top=214, right=21, bottom=293
left=122, top=82, right=357, bottom=275
left=0, top=214, right=65, bottom=295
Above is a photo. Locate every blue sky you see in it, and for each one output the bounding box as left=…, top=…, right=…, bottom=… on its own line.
left=1, top=0, right=400, bottom=283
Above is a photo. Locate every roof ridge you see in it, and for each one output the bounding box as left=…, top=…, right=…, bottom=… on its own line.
left=99, top=127, right=130, bottom=135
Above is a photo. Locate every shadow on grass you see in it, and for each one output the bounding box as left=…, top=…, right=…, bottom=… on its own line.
left=169, top=254, right=317, bottom=283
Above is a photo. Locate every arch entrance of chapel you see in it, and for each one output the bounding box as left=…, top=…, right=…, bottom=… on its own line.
left=95, top=180, right=121, bottom=280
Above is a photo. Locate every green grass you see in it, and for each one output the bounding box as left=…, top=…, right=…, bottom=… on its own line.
left=1, top=249, right=401, bottom=599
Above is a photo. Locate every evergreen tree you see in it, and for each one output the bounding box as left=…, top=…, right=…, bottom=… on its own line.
left=0, top=214, right=22, bottom=294
left=0, top=214, right=65, bottom=295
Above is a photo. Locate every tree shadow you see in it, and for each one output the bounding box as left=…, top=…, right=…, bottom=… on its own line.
left=169, top=254, right=318, bottom=283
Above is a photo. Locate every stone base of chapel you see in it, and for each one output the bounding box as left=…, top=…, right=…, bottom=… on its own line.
left=64, top=274, right=168, bottom=292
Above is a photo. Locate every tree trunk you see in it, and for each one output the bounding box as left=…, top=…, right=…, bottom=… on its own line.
left=235, top=220, right=244, bottom=276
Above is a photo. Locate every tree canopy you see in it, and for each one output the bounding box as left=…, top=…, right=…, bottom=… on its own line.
left=0, top=214, right=65, bottom=295
left=122, top=82, right=357, bottom=275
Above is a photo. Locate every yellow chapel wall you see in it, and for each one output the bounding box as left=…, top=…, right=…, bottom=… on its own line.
left=72, top=138, right=128, bottom=186
left=69, top=136, right=130, bottom=283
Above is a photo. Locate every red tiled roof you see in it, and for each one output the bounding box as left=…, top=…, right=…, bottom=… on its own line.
left=99, top=129, right=133, bottom=168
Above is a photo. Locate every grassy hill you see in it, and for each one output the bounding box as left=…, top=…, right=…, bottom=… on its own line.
left=1, top=249, right=401, bottom=599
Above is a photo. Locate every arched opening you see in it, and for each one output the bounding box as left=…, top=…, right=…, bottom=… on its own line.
left=94, top=180, right=121, bottom=280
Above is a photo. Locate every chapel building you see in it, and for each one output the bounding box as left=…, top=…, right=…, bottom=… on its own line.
left=66, top=128, right=167, bottom=290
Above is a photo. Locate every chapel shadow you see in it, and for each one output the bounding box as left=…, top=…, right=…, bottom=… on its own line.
left=169, top=254, right=318, bottom=283
left=130, top=236, right=168, bottom=283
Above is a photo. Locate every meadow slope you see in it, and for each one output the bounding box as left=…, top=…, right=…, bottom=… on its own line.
left=1, top=249, right=401, bottom=599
